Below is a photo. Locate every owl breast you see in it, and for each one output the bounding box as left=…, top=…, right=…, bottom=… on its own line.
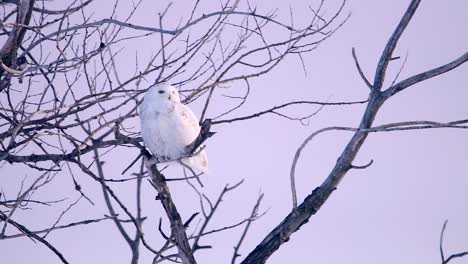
left=140, top=105, right=195, bottom=159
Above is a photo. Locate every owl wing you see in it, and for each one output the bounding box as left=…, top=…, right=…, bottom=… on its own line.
left=175, top=103, right=201, bottom=145
left=140, top=105, right=168, bottom=158
left=175, top=103, right=208, bottom=172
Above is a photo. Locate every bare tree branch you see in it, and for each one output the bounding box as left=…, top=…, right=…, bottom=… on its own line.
left=439, top=220, right=468, bottom=264
left=351, top=47, right=372, bottom=89
left=0, top=0, right=34, bottom=80
left=145, top=156, right=197, bottom=264
left=1, top=215, right=131, bottom=240
left=373, top=0, right=420, bottom=90
left=241, top=1, right=468, bottom=262
left=0, top=211, right=70, bottom=264
left=384, top=51, right=468, bottom=98
left=2, top=0, right=466, bottom=263
left=231, top=193, right=264, bottom=264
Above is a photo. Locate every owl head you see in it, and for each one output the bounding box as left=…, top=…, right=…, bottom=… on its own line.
left=142, top=83, right=181, bottom=114
left=148, top=83, right=181, bottom=103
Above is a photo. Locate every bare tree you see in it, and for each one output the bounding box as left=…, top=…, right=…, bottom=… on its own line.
left=0, top=0, right=467, bottom=264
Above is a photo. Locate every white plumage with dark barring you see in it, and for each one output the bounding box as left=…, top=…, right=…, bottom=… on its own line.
left=140, top=83, right=208, bottom=173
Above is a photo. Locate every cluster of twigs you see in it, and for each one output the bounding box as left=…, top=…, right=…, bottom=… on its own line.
left=0, top=0, right=351, bottom=263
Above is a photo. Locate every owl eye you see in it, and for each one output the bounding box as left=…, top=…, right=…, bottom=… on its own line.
left=158, top=90, right=165, bottom=94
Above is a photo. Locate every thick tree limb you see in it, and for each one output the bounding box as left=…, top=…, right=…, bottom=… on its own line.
left=1, top=137, right=140, bottom=163
left=240, top=93, right=386, bottom=264
left=241, top=1, right=468, bottom=262
left=145, top=159, right=197, bottom=264
left=373, top=0, right=420, bottom=90
left=0, top=0, right=35, bottom=79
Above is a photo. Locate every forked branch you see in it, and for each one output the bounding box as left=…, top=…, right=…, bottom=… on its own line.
left=241, top=0, right=468, bottom=262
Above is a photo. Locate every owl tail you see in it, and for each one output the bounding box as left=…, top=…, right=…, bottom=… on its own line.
left=181, top=149, right=208, bottom=173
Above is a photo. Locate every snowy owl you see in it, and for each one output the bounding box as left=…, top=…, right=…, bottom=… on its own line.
left=140, top=83, right=208, bottom=173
